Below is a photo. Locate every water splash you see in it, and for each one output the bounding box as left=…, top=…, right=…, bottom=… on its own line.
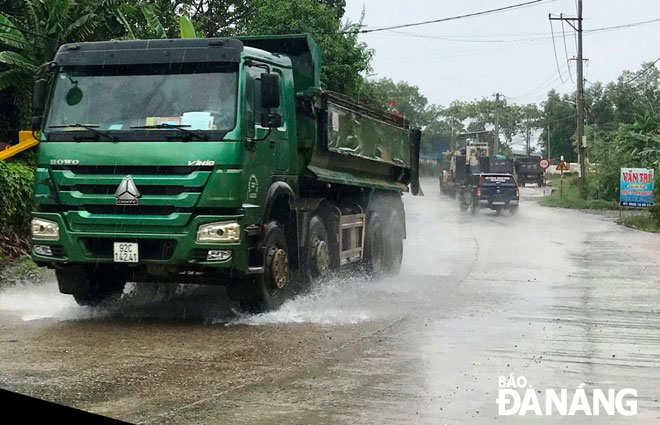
left=0, top=281, right=113, bottom=321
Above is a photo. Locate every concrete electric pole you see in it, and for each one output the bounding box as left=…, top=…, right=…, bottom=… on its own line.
left=493, top=93, right=501, bottom=156
left=550, top=0, right=586, bottom=198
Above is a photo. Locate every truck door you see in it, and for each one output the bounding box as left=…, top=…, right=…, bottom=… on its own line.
left=247, top=66, right=288, bottom=173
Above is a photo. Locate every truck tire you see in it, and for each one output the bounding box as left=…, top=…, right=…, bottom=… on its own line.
left=56, top=266, right=126, bottom=307
left=240, top=221, right=291, bottom=312
left=363, top=211, right=386, bottom=277
left=304, top=214, right=331, bottom=284
left=384, top=209, right=404, bottom=275
left=470, top=198, right=479, bottom=215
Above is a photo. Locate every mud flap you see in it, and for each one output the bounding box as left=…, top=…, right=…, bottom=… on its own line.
left=410, top=128, right=423, bottom=196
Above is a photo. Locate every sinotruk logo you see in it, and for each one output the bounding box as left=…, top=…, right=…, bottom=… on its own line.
left=497, top=375, right=637, bottom=416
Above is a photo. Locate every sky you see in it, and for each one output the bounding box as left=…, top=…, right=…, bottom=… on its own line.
left=344, top=0, right=660, bottom=108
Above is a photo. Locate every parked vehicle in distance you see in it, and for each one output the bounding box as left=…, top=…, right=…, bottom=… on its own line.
left=459, top=173, right=519, bottom=215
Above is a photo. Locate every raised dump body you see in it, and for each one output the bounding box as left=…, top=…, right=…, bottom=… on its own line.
left=29, top=35, right=420, bottom=312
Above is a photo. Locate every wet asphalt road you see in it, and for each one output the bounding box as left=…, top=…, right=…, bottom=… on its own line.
left=0, top=178, right=659, bottom=424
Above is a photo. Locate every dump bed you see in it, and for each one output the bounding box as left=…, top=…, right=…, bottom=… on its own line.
left=241, top=34, right=420, bottom=194
left=303, top=91, right=419, bottom=193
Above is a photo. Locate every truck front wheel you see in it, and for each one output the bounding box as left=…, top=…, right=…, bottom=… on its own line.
left=240, top=221, right=291, bottom=312
left=56, top=266, right=126, bottom=307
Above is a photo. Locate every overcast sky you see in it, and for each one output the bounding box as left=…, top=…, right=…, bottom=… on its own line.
left=344, top=0, right=660, bottom=107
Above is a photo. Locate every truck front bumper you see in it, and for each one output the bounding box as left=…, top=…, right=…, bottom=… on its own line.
left=30, top=212, right=251, bottom=272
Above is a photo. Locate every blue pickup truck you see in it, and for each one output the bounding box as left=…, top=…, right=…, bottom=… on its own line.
left=459, top=173, right=519, bottom=215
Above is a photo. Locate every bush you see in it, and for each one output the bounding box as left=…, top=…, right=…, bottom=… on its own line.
left=0, top=161, right=34, bottom=257
left=540, top=176, right=617, bottom=210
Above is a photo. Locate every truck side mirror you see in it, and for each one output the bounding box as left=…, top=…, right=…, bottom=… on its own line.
left=260, top=73, right=280, bottom=109
left=31, top=78, right=48, bottom=131
left=31, top=116, right=43, bottom=131
left=33, top=78, right=48, bottom=114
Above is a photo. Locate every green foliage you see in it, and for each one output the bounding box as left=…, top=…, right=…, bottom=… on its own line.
left=180, top=15, right=197, bottom=39
left=621, top=214, right=660, bottom=234
left=246, top=0, right=373, bottom=97
left=0, top=161, right=34, bottom=256
left=540, top=177, right=616, bottom=210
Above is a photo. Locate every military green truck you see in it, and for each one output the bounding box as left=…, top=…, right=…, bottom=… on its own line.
left=28, top=36, right=421, bottom=311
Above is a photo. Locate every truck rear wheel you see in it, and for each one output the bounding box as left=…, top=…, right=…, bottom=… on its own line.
left=240, top=221, right=291, bottom=312
left=364, top=211, right=386, bottom=277
left=305, top=215, right=331, bottom=283
left=384, top=209, right=404, bottom=275
left=470, top=199, right=479, bottom=215
left=56, top=266, right=126, bottom=307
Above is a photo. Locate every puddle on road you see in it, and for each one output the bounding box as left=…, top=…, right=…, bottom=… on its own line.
left=0, top=274, right=408, bottom=325
left=226, top=276, right=375, bottom=326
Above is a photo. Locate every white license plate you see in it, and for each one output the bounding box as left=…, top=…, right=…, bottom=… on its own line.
left=113, top=242, right=138, bottom=263
left=492, top=201, right=506, bottom=205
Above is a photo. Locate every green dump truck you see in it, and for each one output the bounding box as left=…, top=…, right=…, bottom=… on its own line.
left=29, top=36, right=421, bottom=311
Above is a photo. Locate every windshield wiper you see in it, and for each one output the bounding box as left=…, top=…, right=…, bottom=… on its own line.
left=129, top=123, right=208, bottom=141
left=48, top=124, right=117, bottom=142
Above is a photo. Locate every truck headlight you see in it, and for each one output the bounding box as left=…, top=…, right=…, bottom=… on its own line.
left=31, top=218, right=59, bottom=240
left=197, top=221, right=240, bottom=243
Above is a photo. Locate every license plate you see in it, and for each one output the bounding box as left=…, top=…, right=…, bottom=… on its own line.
left=113, top=242, right=138, bottom=263
left=492, top=201, right=506, bottom=205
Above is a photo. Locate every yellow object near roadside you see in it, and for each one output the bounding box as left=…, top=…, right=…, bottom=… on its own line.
left=0, top=131, right=39, bottom=161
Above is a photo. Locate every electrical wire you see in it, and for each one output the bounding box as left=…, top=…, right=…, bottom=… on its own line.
left=549, top=20, right=565, bottom=83
left=339, top=0, right=550, bottom=35
left=0, top=22, right=59, bottom=42
left=560, top=16, right=575, bottom=83
left=621, top=55, right=660, bottom=84
left=380, top=17, right=660, bottom=43
left=508, top=62, right=570, bottom=99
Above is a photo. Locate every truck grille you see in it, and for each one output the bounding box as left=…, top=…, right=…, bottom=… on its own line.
left=83, top=205, right=180, bottom=215
left=65, top=185, right=202, bottom=196
left=52, top=165, right=212, bottom=220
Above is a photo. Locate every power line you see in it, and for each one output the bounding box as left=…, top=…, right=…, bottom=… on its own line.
left=621, top=55, right=660, bottom=84
left=508, top=62, right=571, bottom=99
left=380, top=16, right=660, bottom=43
left=561, top=16, right=575, bottom=83
left=0, top=22, right=59, bottom=42
left=549, top=20, right=565, bottom=83
left=333, top=0, right=551, bottom=35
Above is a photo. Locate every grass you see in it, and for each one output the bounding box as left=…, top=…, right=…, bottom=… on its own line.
left=0, top=255, right=51, bottom=288
left=540, top=177, right=617, bottom=210
left=621, top=214, right=660, bottom=233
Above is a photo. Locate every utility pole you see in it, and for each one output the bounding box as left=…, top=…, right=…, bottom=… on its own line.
left=525, top=110, right=532, bottom=158
left=550, top=1, right=586, bottom=198
left=576, top=0, right=585, bottom=198
left=493, top=93, right=501, bottom=156
left=546, top=122, right=551, bottom=160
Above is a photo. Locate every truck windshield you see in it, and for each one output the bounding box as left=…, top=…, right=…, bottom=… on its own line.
left=45, top=63, right=237, bottom=138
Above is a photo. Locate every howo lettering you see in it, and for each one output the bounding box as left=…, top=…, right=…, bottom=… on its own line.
left=29, top=36, right=421, bottom=312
